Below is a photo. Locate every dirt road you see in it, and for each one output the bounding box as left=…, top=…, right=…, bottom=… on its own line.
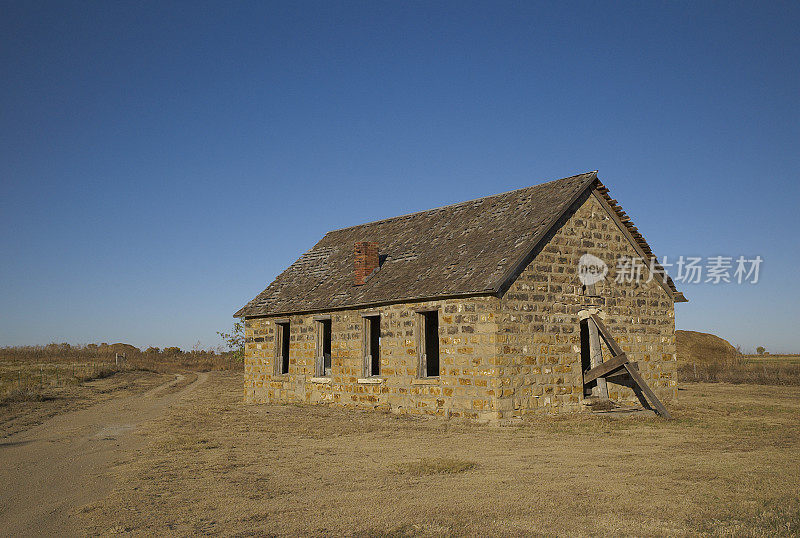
left=0, top=372, right=208, bottom=536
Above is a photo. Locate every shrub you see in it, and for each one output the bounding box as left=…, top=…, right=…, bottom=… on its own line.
left=217, top=322, right=244, bottom=363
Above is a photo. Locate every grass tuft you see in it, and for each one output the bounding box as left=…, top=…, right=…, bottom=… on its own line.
left=0, top=387, right=56, bottom=407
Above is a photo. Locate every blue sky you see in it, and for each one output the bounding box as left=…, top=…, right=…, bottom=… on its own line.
left=1, top=1, right=798, bottom=353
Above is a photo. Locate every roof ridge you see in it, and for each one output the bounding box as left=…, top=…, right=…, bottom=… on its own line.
left=324, top=171, right=598, bottom=235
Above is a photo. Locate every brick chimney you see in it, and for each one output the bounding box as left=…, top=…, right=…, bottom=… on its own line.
left=354, top=241, right=379, bottom=285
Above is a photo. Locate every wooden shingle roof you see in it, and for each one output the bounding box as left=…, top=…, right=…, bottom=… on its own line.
left=235, top=171, right=684, bottom=318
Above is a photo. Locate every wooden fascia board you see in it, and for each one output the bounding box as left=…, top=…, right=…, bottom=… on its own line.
left=589, top=189, right=681, bottom=302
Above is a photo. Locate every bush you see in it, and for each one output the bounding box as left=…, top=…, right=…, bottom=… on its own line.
left=217, top=322, right=244, bottom=363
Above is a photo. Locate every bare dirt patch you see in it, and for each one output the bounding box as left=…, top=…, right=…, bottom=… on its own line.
left=0, top=371, right=207, bottom=536
left=0, top=369, right=171, bottom=438
left=75, top=373, right=800, bottom=536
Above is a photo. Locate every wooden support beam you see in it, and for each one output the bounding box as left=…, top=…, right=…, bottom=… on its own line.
left=583, top=353, right=628, bottom=384
left=605, top=361, right=638, bottom=382
left=587, top=317, right=608, bottom=398
left=589, top=314, right=672, bottom=418
left=589, top=314, right=625, bottom=356
left=623, top=363, right=672, bottom=418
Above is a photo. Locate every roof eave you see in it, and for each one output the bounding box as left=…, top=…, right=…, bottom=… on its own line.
left=591, top=182, right=687, bottom=302
left=234, top=289, right=498, bottom=319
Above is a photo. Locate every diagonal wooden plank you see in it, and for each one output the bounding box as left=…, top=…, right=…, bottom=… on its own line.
left=589, top=314, right=624, bottom=356
left=630, top=383, right=654, bottom=412
left=604, top=361, right=638, bottom=383
left=624, top=363, right=672, bottom=418
left=583, top=353, right=628, bottom=384
left=602, top=364, right=654, bottom=410
left=587, top=313, right=672, bottom=418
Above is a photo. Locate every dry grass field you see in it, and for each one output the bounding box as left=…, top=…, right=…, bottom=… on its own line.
left=676, top=331, right=800, bottom=385
left=2, top=340, right=799, bottom=536
left=0, top=343, right=240, bottom=436
left=743, top=354, right=800, bottom=366
left=61, top=372, right=799, bottom=537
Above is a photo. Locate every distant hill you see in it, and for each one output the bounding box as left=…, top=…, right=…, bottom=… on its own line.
left=105, top=343, right=141, bottom=355
left=676, top=330, right=739, bottom=364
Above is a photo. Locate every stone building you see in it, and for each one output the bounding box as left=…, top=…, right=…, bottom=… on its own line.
left=235, top=171, right=686, bottom=421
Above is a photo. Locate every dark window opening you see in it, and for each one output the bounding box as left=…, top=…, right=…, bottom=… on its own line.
left=423, top=311, right=439, bottom=377
left=277, top=322, right=290, bottom=375
left=369, top=316, right=380, bottom=376
left=321, top=319, right=332, bottom=376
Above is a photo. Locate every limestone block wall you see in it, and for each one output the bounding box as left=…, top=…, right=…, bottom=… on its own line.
left=496, top=189, right=677, bottom=416
left=243, top=296, right=504, bottom=421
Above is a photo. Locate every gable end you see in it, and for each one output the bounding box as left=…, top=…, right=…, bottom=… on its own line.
left=494, top=178, right=686, bottom=303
